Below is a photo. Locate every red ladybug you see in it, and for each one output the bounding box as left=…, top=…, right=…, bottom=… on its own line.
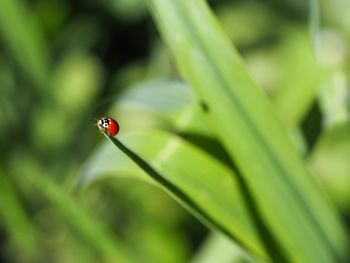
left=97, top=116, right=119, bottom=136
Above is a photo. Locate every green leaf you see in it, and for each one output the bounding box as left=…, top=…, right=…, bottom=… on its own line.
left=309, top=123, right=350, bottom=210
left=10, top=151, right=138, bottom=263
left=270, top=28, right=324, bottom=128
left=190, top=232, right=258, bottom=263
left=108, top=78, right=217, bottom=148
left=145, top=0, right=349, bottom=262
left=31, top=174, right=137, bottom=263
left=102, top=0, right=147, bottom=22
left=318, top=75, right=349, bottom=129
left=0, top=0, right=48, bottom=90
left=0, top=171, right=39, bottom=260
left=111, top=79, right=197, bottom=132
left=79, top=129, right=268, bottom=261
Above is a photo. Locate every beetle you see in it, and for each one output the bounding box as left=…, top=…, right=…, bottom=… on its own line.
left=97, top=116, right=119, bottom=136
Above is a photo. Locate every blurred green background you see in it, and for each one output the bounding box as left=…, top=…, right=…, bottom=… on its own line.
left=0, top=0, right=350, bottom=262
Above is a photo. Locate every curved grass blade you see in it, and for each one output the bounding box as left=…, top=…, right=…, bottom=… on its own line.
left=145, top=0, right=349, bottom=262
left=81, top=129, right=269, bottom=261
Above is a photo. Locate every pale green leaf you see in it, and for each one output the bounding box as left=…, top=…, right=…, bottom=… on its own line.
left=146, top=0, right=349, bottom=262
left=79, top=130, right=268, bottom=261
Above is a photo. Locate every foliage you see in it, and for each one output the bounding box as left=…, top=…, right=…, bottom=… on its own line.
left=0, top=0, right=350, bottom=262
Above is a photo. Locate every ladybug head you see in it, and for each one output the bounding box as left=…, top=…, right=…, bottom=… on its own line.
left=98, top=117, right=110, bottom=128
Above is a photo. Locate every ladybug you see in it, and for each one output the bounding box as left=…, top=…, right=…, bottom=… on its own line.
left=97, top=116, right=120, bottom=136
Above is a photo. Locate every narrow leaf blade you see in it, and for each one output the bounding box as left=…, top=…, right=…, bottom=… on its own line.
left=146, top=0, right=349, bottom=262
